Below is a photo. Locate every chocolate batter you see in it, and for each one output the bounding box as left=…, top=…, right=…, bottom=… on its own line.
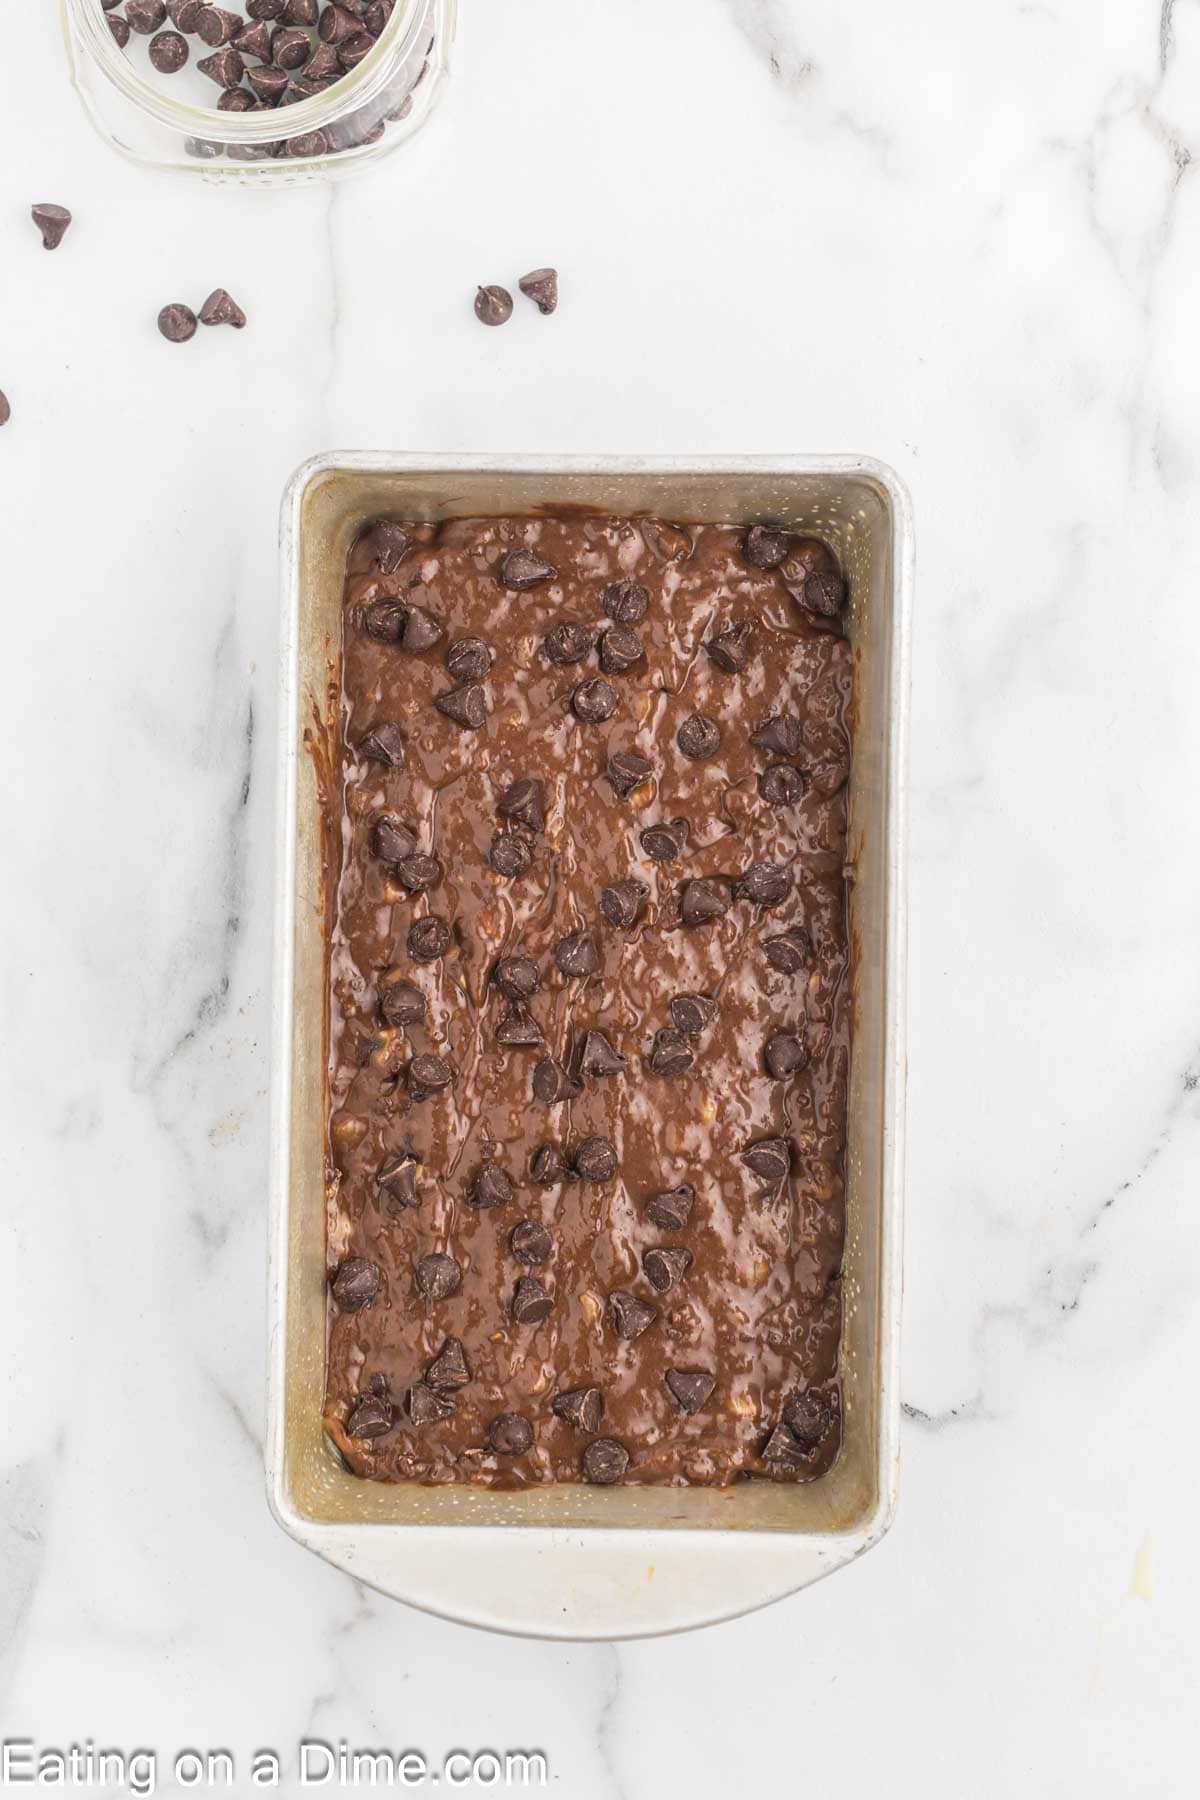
left=322, top=513, right=852, bottom=1488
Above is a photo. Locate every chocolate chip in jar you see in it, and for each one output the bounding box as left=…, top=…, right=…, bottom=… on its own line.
left=149, top=28, right=189, bottom=68
left=126, top=0, right=166, bottom=29
left=415, top=1252, right=461, bottom=1300
left=645, top=1184, right=694, bottom=1231
left=474, top=285, right=512, bottom=327
left=195, top=6, right=242, bottom=45
left=197, top=45, right=245, bottom=86
left=510, top=1218, right=553, bottom=1263
left=571, top=677, right=618, bottom=724
left=517, top=267, right=558, bottom=314
left=339, top=29, right=375, bottom=67
left=664, top=1369, right=715, bottom=1415
left=232, top=18, right=273, bottom=57
left=581, top=1438, right=629, bottom=1485
left=31, top=204, right=72, bottom=250
left=435, top=684, right=489, bottom=730
left=271, top=24, right=310, bottom=65
left=599, top=879, right=648, bottom=929
left=552, top=1387, right=604, bottom=1432
left=511, top=1276, right=553, bottom=1325
left=303, top=39, right=342, bottom=79
left=167, top=0, right=206, bottom=25
left=0, top=391, right=10, bottom=428
left=217, top=88, right=255, bottom=111
left=283, top=0, right=317, bottom=21
left=157, top=302, right=197, bottom=342
left=330, top=1256, right=381, bottom=1312
left=107, top=12, right=132, bottom=45
left=445, top=635, right=493, bottom=684
left=487, top=1413, right=534, bottom=1455
left=607, top=1291, right=657, bottom=1340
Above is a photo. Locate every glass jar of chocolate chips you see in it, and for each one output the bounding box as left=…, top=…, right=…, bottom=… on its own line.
left=63, top=0, right=455, bottom=179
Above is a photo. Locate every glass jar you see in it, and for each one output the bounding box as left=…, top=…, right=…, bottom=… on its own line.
left=61, top=0, right=456, bottom=182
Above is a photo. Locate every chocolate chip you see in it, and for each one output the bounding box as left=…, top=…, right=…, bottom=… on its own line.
left=415, top=1252, right=461, bottom=1300
left=31, top=204, right=73, bottom=251
left=743, top=524, right=790, bottom=569
left=285, top=130, right=331, bottom=157
left=783, top=1389, right=832, bottom=1448
left=303, top=38, right=341, bottom=78
left=198, top=287, right=247, bottom=328
left=157, top=303, right=197, bottom=342
left=497, top=778, right=546, bottom=832
left=543, top=621, right=593, bottom=665
left=378, top=978, right=425, bottom=1028
left=367, top=521, right=411, bottom=573
left=601, top=580, right=649, bottom=625
left=370, top=814, right=417, bottom=866
left=640, top=819, right=688, bottom=863
left=554, top=931, right=599, bottom=978
left=358, top=721, right=405, bottom=767
left=284, top=0, right=317, bottom=20
left=677, top=713, right=721, bottom=760
left=578, top=1031, right=625, bottom=1078
left=488, top=1413, right=534, bottom=1454
left=741, top=1137, right=791, bottom=1186
left=607, top=1291, right=657, bottom=1340
left=669, top=993, right=717, bottom=1035
left=738, top=862, right=791, bottom=906
left=517, top=267, right=558, bottom=314
left=339, top=28, right=374, bottom=65
left=445, top=636, right=492, bottom=683
left=800, top=568, right=848, bottom=616
left=532, top=1059, right=582, bottom=1105
left=361, top=598, right=407, bottom=642
left=376, top=1152, right=419, bottom=1209
left=764, top=929, right=811, bottom=975
left=606, top=749, right=653, bottom=799
left=572, top=678, right=618, bottom=723
left=706, top=621, right=753, bottom=673
left=426, top=1336, right=471, bottom=1389
left=529, top=1145, right=567, bottom=1187
left=646, top=1029, right=694, bottom=1078
left=553, top=1387, right=604, bottom=1432
left=318, top=0, right=359, bottom=37
left=488, top=832, right=533, bottom=878
left=510, top=1219, right=553, bottom=1263
left=582, top=1438, right=628, bottom=1484
left=494, top=955, right=540, bottom=1001
left=401, top=606, right=443, bottom=652
left=232, top=18, right=272, bottom=56
left=198, top=43, right=245, bottom=84
left=599, top=879, right=648, bottom=928
left=468, top=1160, right=512, bottom=1209
left=217, top=88, right=255, bottom=110
left=271, top=24, right=310, bottom=64
left=750, top=714, right=803, bottom=758
left=573, top=1136, right=618, bottom=1182
left=495, top=1004, right=542, bottom=1047
left=345, top=1393, right=394, bottom=1437
left=764, top=1031, right=810, bottom=1078
left=330, top=1256, right=380, bottom=1312
left=664, top=1369, right=715, bottom=1414
left=397, top=852, right=442, bottom=894
left=643, top=1246, right=692, bottom=1292
left=408, top=1381, right=455, bottom=1425
left=759, top=764, right=805, bottom=807
left=641, top=520, right=691, bottom=562
left=127, top=0, right=166, bottom=28
left=245, top=0, right=283, bottom=15
left=472, top=283, right=512, bottom=325
left=367, top=2, right=395, bottom=39
left=108, top=13, right=131, bottom=44
left=498, top=547, right=555, bottom=589
left=167, top=0, right=205, bottom=25
left=599, top=626, right=644, bottom=675
left=645, top=1184, right=694, bottom=1231
left=435, top=685, right=488, bottom=729
left=679, top=878, right=731, bottom=925
left=409, top=1052, right=452, bottom=1097
left=511, top=1276, right=553, bottom=1324
left=761, top=1424, right=810, bottom=1470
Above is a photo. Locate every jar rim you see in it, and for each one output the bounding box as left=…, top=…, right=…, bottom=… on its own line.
left=64, top=0, right=427, bottom=143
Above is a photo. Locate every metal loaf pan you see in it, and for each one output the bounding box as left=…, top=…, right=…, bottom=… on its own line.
left=268, top=454, right=912, bottom=1639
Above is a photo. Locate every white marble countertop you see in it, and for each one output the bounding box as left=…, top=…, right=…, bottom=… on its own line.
left=3, top=0, right=1198, bottom=1793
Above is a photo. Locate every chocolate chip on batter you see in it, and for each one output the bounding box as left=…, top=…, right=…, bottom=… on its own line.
left=497, top=777, right=546, bottom=832
left=599, top=626, right=644, bottom=675
left=157, top=303, right=197, bottom=342
left=669, top=993, right=717, bottom=1036
left=644, top=1246, right=692, bottom=1292
left=578, top=1031, right=625, bottom=1078
left=606, top=749, right=653, bottom=799
left=783, top=1388, right=833, bottom=1448
left=127, top=0, right=166, bottom=28
left=364, top=521, right=410, bottom=574
left=582, top=1438, right=629, bottom=1484
left=518, top=267, right=559, bottom=314
left=468, top=1160, right=512, bottom=1209
left=426, top=1337, right=471, bottom=1390
left=679, top=878, right=731, bottom=926
left=573, top=1136, right=618, bottom=1183
left=706, top=621, right=753, bottom=674
left=759, top=764, right=805, bottom=807
left=607, top=1291, right=657, bottom=1340
left=510, top=1219, right=553, bottom=1263
left=494, top=955, right=540, bottom=1000
left=552, top=1387, right=604, bottom=1432
left=108, top=12, right=132, bottom=44
left=750, top=714, right=803, bottom=758
left=542, top=621, right=594, bottom=665
left=345, top=1393, right=394, bottom=1437
left=741, top=1137, right=791, bottom=1186
left=378, top=978, right=425, bottom=1028
left=599, top=879, right=648, bottom=928
left=677, top=713, right=722, bottom=761
left=601, top=580, right=649, bottom=625
left=641, top=520, right=691, bottom=562
left=397, top=852, right=442, bottom=894
left=370, top=814, right=417, bottom=866
left=488, top=832, right=533, bottom=878
left=409, top=1060, right=452, bottom=1110
left=554, top=931, right=599, bottom=978
left=763, top=928, right=811, bottom=975
left=498, top=547, right=555, bottom=589
left=445, top=635, right=493, bottom=683
left=495, top=1004, right=543, bottom=1047
left=198, top=287, right=247, bottom=328
left=408, top=1381, right=455, bottom=1425
left=664, top=1369, right=715, bottom=1414
left=377, top=1152, right=419, bottom=1209
left=645, top=1184, right=694, bottom=1231
left=488, top=1413, right=534, bottom=1454
left=572, top=677, right=618, bottom=723
left=765, top=1031, right=810, bottom=1078
left=738, top=862, right=791, bottom=907
left=743, top=524, right=790, bottom=569
left=400, top=606, right=444, bottom=652
left=31, top=204, right=73, bottom=250
left=415, top=1252, right=461, bottom=1300
left=646, top=1029, right=694, bottom=1078
left=511, top=1276, right=553, bottom=1325
left=331, top=1256, right=380, bottom=1312
left=197, top=44, right=244, bottom=84
left=358, top=722, right=406, bottom=767
left=532, top=1058, right=581, bottom=1105
left=529, top=1145, right=568, bottom=1188
left=362, top=597, right=408, bottom=642
left=473, top=285, right=513, bottom=327
left=640, top=819, right=688, bottom=862
left=761, top=1424, right=810, bottom=1470
left=435, top=685, right=488, bottom=729
left=800, top=568, right=848, bottom=616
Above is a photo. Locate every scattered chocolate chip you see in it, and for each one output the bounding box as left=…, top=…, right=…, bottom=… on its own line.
left=397, top=852, right=442, bottom=894
left=644, top=1246, right=692, bottom=1292
left=469, top=1160, right=512, bottom=1209
left=706, top=621, right=753, bottom=673
left=645, top=1184, right=694, bottom=1231
left=511, top=1276, right=553, bottom=1325
left=599, top=626, right=644, bottom=676
left=646, top=1028, right=694, bottom=1077
left=608, top=1290, right=657, bottom=1340
left=400, top=606, right=443, bottom=652
left=599, top=879, right=648, bottom=928
left=408, top=1381, right=455, bottom=1425
left=764, top=1031, right=810, bottom=1078
left=494, top=955, right=540, bottom=1000
left=606, top=749, right=653, bottom=799
left=358, top=721, right=406, bottom=767
left=345, top=1393, right=394, bottom=1437
left=677, top=713, right=722, bottom=760
left=517, top=267, right=558, bottom=314
left=582, top=1438, right=628, bottom=1484
left=367, top=521, right=411, bottom=573
left=529, top=1145, right=568, bottom=1188
left=573, top=1136, right=618, bottom=1182
left=378, top=978, right=425, bottom=1028
left=31, top=204, right=73, bottom=251
left=738, top=862, right=791, bottom=906
left=543, top=621, right=593, bottom=665
left=572, top=677, right=618, bottom=723
left=601, top=580, right=649, bottom=625
left=232, top=18, right=273, bottom=57
left=474, top=284, right=513, bottom=326
left=157, top=303, right=197, bottom=343
left=510, top=1219, right=553, bottom=1263
left=783, top=1389, right=832, bottom=1448
left=764, top=928, right=811, bottom=975
left=495, top=1003, right=542, bottom=1047
left=435, top=685, right=488, bottom=730
left=488, top=1413, right=534, bottom=1454
left=127, top=0, right=166, bottom=28
left=198, top=287, right=247, bottom=328
left=488, top=832, right=533, bottom=878
left=578, top=1031, right=625, bottom=1078
left=426, top=1336, right=471, bottom=1389
left=664, top=1369, right=715, bottom=1414
left=761, top=1424, right=810, bottom=1470
left=107, top=12, right=131, bottom=45
left=331, top=1256, right=380, bottom=1311
left=640, top=819, right=688, bottom=863
left=759, top=764, right=805, bottom=807
left=554, top=931, right=599, bottom=979
left=741, top=1137, right=791, bottom=1186
left=553, top=1386, right=604, bottom=1432
left=445, top=635, right=493, bottom=683
left=669, top=993, right=717, bottom=1036
left=408, top=916, right=451, bottom=963
left=497, top=777, right=546, bottom=832
left=743, top=524, right=790, bottom=569
left=415, top=1252, right=461, bottom=1300
left=679, top=878, right=731, bottom=926
left=370, top=814, right=417, bottom=866
left=197, top=44, right=244, bottom=85
left=532, top=1059, right=582, bottom=1104
left=271, top=23, right=310, bottom=64
left=361, top=598, right=407, bottom=642
left=750, top=714, right=803, bottom=758
left=376, top=1152, right=419, bottom=1209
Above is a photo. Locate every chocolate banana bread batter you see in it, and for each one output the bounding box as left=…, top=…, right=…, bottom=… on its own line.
left=323, top=513, right=852, bottom=1488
